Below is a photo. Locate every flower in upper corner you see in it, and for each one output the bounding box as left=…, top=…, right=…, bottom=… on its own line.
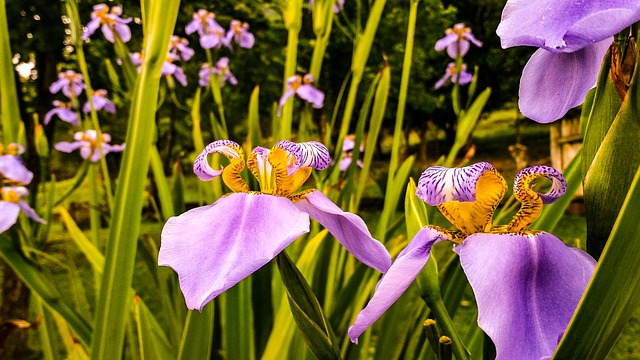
left=161, top=54, right=188, bottom=87
left=199, top=58, right=237, bottom=87
left=278, top=74, right=324, bottom=116
left=435, top=62, right=472, bottom=89
left=49, top=70, right=85, bottom=99
left=44, top=100, right=79, bottom=126
left=54, top=130, right=125, bottom=162
left=348, top=163, right=596, bottom=360
left=435, top=23, right=483, bottom=59
left=0, top=143, right=33, bottom=186
left=83, top=89, right=116, bottom=114
left=496, top=0, right=640, bottom=123
left=158, top=140, right=392, bottom=311
left=82, top=3, right=133, bottom=43
left=339, top=134, right=364, bottom=171
left=224, top=20, right=255, bottom=49
left=169, top=35, right=195, bottom=61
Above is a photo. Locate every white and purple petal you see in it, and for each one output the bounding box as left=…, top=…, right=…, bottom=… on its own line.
left=294, top=190, right=392, bottom=274
left=275, top=140, right=331, bottom=171
left=193, top=140, right=244, bottom=181
left=348, top=226, right=447, bottom=343
left=159, top=192, right=310, bottom=310
left=454, top=232, right=596, bottom=360
left=416, top=162, right=495, bottom=206
left=0, top=202, right=20, bottom=234
left=514, top=165, right=566, bottom=204
left=518, top=40, right=610, bottom=123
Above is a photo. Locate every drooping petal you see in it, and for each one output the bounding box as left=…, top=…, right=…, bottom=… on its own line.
left=348, top=226, right=447, bottom=343
left=54, top=141, right=84, bottom=154
left=101, top=24, right=115, bottom=43
left=277, top=89, right=296, bottom=116
left=17, top=201, right=46, bottom=224
left=518, top=40, right=610, bottom=124
left=296, top=84, right=325, bottom=109
left=448, top=39, right=469, bottom=59
left=454, top=68, right=473, bottom=86
left=159, top=192, right=310, bottom=310
left=193, top=140, right=244, bottom=181
left=497, top=0, right=640, bottom=52
left=434, top=71, right=451, bottom=89
left=293, top=190, right=391, bottom=274
left=416, top=162, right=507, bottom=235
left=274, top=140, right=331, bottom=171
left=434, top=33, right=458, bottom=52
left=82, top=19, right=100, bottom=40
left=113, top=22, right=132, bottom=43
left=454, top=232, right=596, bottom=360
left=0, top=155, right=34, bottom=184
left=0, top=202, right=20, bottom=234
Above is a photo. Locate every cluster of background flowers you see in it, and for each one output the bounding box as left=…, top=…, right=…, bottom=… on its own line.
left=434, top=23, right=481, bottom=89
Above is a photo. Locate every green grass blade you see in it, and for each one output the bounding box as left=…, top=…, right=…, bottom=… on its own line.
left=553, top=166, right=640, bottom=359
left=376, top=155, right=415, bottom=241
left=177, top=306, right=215, bottom=360
left=0, top=0, right=21, bottom=143
left=89, top=1, right=181, bottom=358
left=222, top=280, right=256, bottom=359
left=150, top=146, right=175, bottom=220
left=248, top=86, right=262, bottom=149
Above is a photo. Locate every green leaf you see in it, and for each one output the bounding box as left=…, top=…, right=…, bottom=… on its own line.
left=0, top=0, right=21, bottom=143
left=177, top=306, right=215, bottom=360
left=553, top=166, right=640, bottom=359
left=376, top=155, right=415, bottom=241
left=247, top=85, right=262, bottom=150
left=222, top=280, right=255, bottom=359
left=150, top=146, right=175, bottom=220
left=276, top=251, right=341, bottom=360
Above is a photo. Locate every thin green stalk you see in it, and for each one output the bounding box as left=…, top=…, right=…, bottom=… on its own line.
left=0, top=0, right=21, bottom=143
left=89, top=1, right=181, bottom=358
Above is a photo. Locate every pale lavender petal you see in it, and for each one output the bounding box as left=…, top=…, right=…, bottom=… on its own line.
left=84, top=147, right=97, bottom=161
left=238, top=32, right=255, bottom=48
left=454, top=232, right=596, bottom=360
left=44, top=108, right=57, bottom=125
left=200, top=34, right=222, bottom=49
left=58, top=108, right=79, bottom=125
left=296, top=85, right=325, bottom=109
left=0, top=202, right=20, bottom=234
left=114, top=23, right=131, bottom=43
left=54, top=141, right=83, bottom=153
left=294, top=190, right=391, bottom=273
left=173, top=67, right=188, bottom=87
left=277, top=89, right=296, bottom=116
left=497, top=0, right=640, bottom=51
left=454, top=69, right=473, bottom=86
left=17, top=201, right=46, bottom=224
left=518, top=40, right=610, bottom=123
left=339, top=157, right=352, bottom=171
left=416, top=162, right=495, bottom=205
left=82, top=19, right=100, bottom=40
left=434, top=72, right=450, bottom=89
left=348, top=226, right=447, bottom=343
left=0, top=156, right=33, bottom=184
left=185, top=19, right=200, bottom=35
left=193, top=140, right=243, bottom=181
left=49, top=79, right=66, bottom=94
left=465, top=32, right=483, bottom=48
left=434, top=33, right=458, bottom=52
left=101, top=24, right=115, bottom=43
left=514, top=166, right=566, bottom=204
left=159, top=193, right=310, bottom=310
left=447, top=39, right=469, bottom=59
left=104, top=143, right=126, bottom=154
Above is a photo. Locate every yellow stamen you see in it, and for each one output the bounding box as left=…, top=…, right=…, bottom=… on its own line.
left=221, top=158, right=250, bottom=193
left=507, top=172, right=544, bottom=232
left=268, top=148, right=296, bottom=197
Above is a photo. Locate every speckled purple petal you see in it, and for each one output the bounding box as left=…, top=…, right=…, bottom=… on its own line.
left=0, top=202, right=20, bottom=234
left=514, top=166, right=566, bottom=204
left=294, top=190, right=391, bottom=274
left=348, top=226, right=447, bottom=343
left=193, top=140, right=244, bottom=181
left=518, top=40, right=610, bottom=123
left=454, top=232, right=595, bottom=360
left=159, top=192, right=310, bottom=310
left=0, top=155, right=33, bottom=184
left=497, top=0, right=640, bottom=52
left=416, top=162, right=495, bottom=205
left=275, top=140, right=331, bottom=171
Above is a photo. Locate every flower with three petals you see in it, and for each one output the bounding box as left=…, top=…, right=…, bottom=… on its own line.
left=49, top=70, right=85, bottom=99
left=44, top=100, right=79, bottom=126
left=169, top=35, right=195, bottom=61
left=224, top=20, right=255, bottom=49
left=339, top=135, right=364, bottom=171
left=349, top=162, right=596, bottom=360
left=83, top=89, right=116, bottom=114
left=435, top=62, right=473, bottom=89
left=82, top=3, right=133, bottom=43
left=0, top=143, right=32, bottom=186
left=54, top=130, right=125, bottom=162
left=159, top=140, right=392, bottom=311
left=496, top=0, right=640, bottom=123
left=277, top=74, right=324, bottom=116
left=435, top=23, right=483, bottom=59
left=161, top=54, right=188, bottom=87
left=198, top=58, right=238, bottom=87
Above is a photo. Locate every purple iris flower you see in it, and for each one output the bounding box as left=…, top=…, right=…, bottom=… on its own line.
left=224, top=20, right=255, bottom=49
left=278, top=74, right=325, bottom=116
left=348, top=163, right=596, bottom=360
left=339, top=135, right=364, bottom=171
left=0, top=143, right=33, bottom=185
left=169, top=35, right=195, bottom=61
left=54, top=130, right=125, bottom=162
left=44, top=100, right=79, bottom=126
left=159, top=140, right=392, bottom=310
left=199, top=58, right=238, bottom=87
left=435, top=23, right=483, bottom=59
left=496, top=1, right=640, bottom=123
left=83, top=89, right=116, bottom=114
left=49, top=70, right=85, bottom=99
left=185, top=9, right=227, bottom=49
left=0, top=186, right=46, bottom=234
left=435, top=62, right=473, bottom=89
left=161, top=54, right=188, bottom=87
left=81, top=4, right=132, bottom=43
left=130, top=52, right=143, bottom=67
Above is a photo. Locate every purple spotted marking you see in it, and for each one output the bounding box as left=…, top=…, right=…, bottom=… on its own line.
left=274, top=140, right=331, bottom=172
left=193, top=140, right=243, bottom=181
left=416, top=162, right=495, bottom=206
left=514, top=165, right=566, bottom=204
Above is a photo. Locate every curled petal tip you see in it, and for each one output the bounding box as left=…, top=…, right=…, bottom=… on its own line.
left=193, top=140, right=243, bottom=181
left=416, top=162, right=495, bottom=205
left=514, top=165, right=566, bottom=204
